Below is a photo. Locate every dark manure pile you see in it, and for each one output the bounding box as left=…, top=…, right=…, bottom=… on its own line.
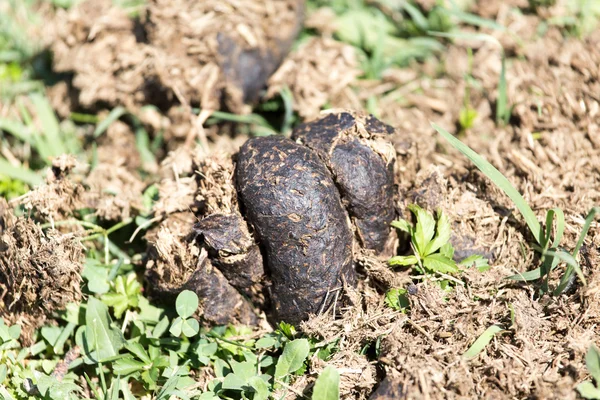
left=145, top=111, right=400, bottom=326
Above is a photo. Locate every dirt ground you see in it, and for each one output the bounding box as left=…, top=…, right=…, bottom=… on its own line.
left=3, top=0, right=600, bottom=398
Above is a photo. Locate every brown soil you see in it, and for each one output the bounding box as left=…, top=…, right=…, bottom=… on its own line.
left=2, top=0, right=599, bottom=398
left=285, top=4, right=600, bottom=399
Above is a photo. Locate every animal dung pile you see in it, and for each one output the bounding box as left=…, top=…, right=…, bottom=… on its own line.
left=145, top=111, right=399, bottom=325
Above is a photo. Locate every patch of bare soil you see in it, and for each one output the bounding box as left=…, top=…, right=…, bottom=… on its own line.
left=49, top=0, right=304, bottom=115
left=307, top=13, right=600, bottom=400
left=267, top=37, right=360, bottom=120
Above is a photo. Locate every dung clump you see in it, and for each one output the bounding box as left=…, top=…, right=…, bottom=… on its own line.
left=0, top=199, right=84, bottom=342
left=146, top=111, right=400, bottom=327
left=145, top=227, right=258, bottom=325
left=145, top=153, right=262, bottom=325
left=236, top=135, right=355, bottom=324
left=292, top=111, right=397, bottom=254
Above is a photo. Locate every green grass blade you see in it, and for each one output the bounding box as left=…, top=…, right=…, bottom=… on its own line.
left=577, top=380, right=600, bottom=399
left=544, top=208, right=565, bottom=249
left=94, top=106, right=127, bottom=138
left=427, top=31, right=502, bottom=48
left=496, top=55, right=508, bottom=125
left=444, top=9, right=507, bottom=31
left=586, top=345, right=600, bottom=383
left=573, top=207, right=600, bottom=258
left=546, top=250, right=586, bottom=286
left=135, top=126, right=157, bottom=168
left=0, top=118, right=32, bottom=143
left=30, top=93, right=67, bottom=157
left=432, top=123, right=542, bottom=243
left=463, top=324, right=505, bottom=360
left=506, top=267, right=543, bottom=281
left=0, top=158, right=42, bottom=187
left=402, top=2, right=429, bottom=31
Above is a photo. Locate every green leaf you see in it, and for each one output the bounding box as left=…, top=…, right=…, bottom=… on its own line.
left=0, top=322, right=12, bottom=343
left=423, top=253, right=459, bottom=274
left=587, top=346, right=600, bottom=384
left=543, top=208, right=565, bottom=249
left=424, top=209, right=451, bottom=256
left=214, top=358, right=231, bottom=378
left=312, top=366, right=340, bottom=400
left=546, top=250, right=586, bottom=286
left=274, top=339, right=310, bottom=380
left=463, top=324, right=505, bottom=359
left=496, top=55, right=509, bottom=126
left=247, top=376, right=270, bottom=400
left=176, top=290, right=199, bottom=319
left=101, top=273, right=141, bottom=319
left=8, top=324, right=20, bottom=341
left=578, top=381, right=600, bottom=399
left=82, top=259, right=110, bottom=294
left=554, top=207, right=600, bottom=294
left=222, top=373, right=245, bottom=391
left=125, top=341, right=151, bottom=364
left=459, top=107, right=478, bottom=130
left=255, top=336, right=279, bottom=349
left=137, top=296, right=163, bottom=323
left=113, top=356, right=146, bottom=376
left=391, top=219, right=412, bottom=233
left=506, top=267, right=545, bottom=281
left=52, top=322, right=75, bottom=354
left=432, top=123, right=542, bottom=244
left=439, top=243, right=455, bottom=259
left=0, top=118, right=31, bottom=144
left=152, top=316, right=170, bottom=338
left=85, top=297, right=125, bottom=362
left=107, top=377, right=121, bottom=400
left=170, top=317, right=183, bottom=337
left=155, top=364, right=189, bottom=400
left=459, top=255, right=490, bottom=272
left=388, top=255, right=419, bottom=267
left=573, top=207, right=600, bottom=258
left=41, top=326, right=62, bottom=347
left=30, top=93, right=67, bottom=158
left=0, top=364, right=7, bottom=384
left=408, top=204, right=436, bottom=254
left=444, top=8, right=506, bottom=31
left=198, top=392, right=220, bottom=400
left=385, top=288, right=409, bottom=311
left=181, top=318, right=199, bottom=337
left=230, top=360, right=256, bottom=383
left=195, top=340, right=218, bottom=365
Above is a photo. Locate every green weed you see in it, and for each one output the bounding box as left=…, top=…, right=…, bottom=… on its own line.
left=462, top=324, right=506, bottom=360
left=433, top=123, right=599, bottom=295
left=578, top=345, right=600, bottom=399
left=389, top=204, right=489, bottom=276
left=458, top=48, right=479, bottom=133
